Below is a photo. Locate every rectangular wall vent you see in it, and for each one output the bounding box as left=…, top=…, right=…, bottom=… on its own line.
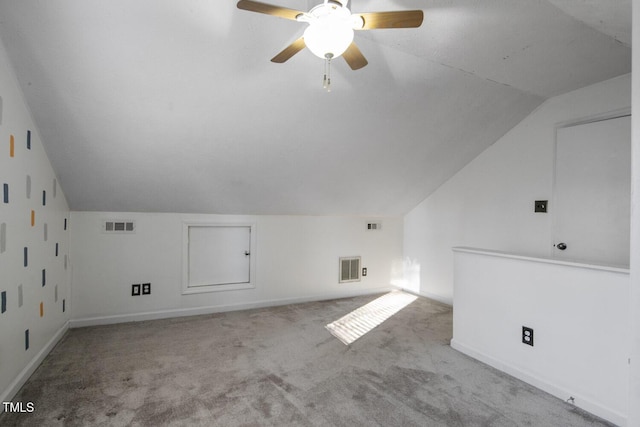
left=340, top=256, right=361, bottom=283
left=366, top=223, right=382, bottom=231
left=103, top=220, right=135, bottom=234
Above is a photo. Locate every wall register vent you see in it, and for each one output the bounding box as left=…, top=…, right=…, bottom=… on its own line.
left=103, top=220, right=135, bottom=234
left=340, top=256, right=361, bottom=283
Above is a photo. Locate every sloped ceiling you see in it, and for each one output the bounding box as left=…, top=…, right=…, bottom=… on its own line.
left=0, top=0, right=631, bottom=215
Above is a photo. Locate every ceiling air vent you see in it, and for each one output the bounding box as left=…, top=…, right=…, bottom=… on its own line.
left=366, top=222, right=381, bottom=231
left=339, top=256, right=361, bottom=283
left=103, top=220, right=135, bottom=234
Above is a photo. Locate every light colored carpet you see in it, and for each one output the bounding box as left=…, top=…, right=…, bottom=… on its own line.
left=0, top=294, right=613, bottom=426
left=326, top=290, right=417, bottom=345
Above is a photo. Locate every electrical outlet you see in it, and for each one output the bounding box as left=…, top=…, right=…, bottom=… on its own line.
left=362, top=267, right=367, bottom=277
left=522, top=326, right=534, bottom=346
left=142, top=283, right=151, bottom=295
left=131, top=284, right=141, bottom=296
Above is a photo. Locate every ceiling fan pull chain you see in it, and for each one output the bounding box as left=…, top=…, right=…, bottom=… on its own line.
left=323, top=58, right=327, bottom=89
left=323, top=53, right=333, bottom=92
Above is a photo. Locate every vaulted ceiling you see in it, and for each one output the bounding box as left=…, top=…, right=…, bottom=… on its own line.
left=0, top=0, right=631, bottom=215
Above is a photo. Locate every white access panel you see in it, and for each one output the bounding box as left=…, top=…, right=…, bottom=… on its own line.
left=188, top=225, right=251, bottom=287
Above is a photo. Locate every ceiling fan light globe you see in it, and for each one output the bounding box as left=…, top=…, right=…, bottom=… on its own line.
left=351, top=15, right=365, bottom=29
left=304, top=23, right=354, bottom=59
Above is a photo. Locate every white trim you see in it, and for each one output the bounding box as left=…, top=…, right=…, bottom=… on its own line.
left=69, top=287, right=395, bottom=328
left=555, top=107, right=631, bottom=131
left=0, top=321, right=69, bottom=412
left=451, top=339, right=627, bottom=427
left=403, top=288, right=452, bottom=306
left=452, top=246, right=630, bottom=274
left=181, top=282, right=254, bottom=295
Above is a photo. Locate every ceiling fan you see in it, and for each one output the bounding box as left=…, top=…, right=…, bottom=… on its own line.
left=237, top=0, right=423, bottom=89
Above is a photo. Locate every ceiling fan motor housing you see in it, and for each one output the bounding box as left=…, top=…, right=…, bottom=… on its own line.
left=304, top=1, right=354, bottom=58
left=327, top=0, right=347, bottom=7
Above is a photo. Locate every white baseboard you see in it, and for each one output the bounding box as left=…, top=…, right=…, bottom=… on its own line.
left=0, top=321, right=69, bottom=412
left=450, top=339, right=627, bottom=427
left=69, top=287, right=395, bottom=328
left=404, top=288, right=452, bottom=306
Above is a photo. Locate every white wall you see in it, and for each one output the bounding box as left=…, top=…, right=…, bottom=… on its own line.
left=404, top=73, right=632, bottom=303
left=69, top=212, right=403, bottom=324
left=0, top=38, right=71, bottom=404
left=452, top=248, right=629, bottom=426
left=629, top=3, right=640, bottom=425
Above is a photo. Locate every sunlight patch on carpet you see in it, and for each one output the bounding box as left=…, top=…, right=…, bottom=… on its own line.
left=326, top=290, right=417, bottom=345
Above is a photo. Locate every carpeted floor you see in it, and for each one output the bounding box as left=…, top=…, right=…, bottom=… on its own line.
left=0, top=294, right=614, bottom=426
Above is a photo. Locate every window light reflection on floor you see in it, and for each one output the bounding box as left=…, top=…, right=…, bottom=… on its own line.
left=326, top=290, right=417, bottom=345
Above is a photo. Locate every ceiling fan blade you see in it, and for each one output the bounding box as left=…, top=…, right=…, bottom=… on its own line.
left=342, top=42, right=368, bottom=70
left=354, top=10, right=424, bottom=30
left=237, top=0, right=305, bottom=21
left=271, top=37, right=306, bottom=63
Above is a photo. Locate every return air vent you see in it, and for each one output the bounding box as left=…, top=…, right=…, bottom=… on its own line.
left=103, top=220, right=135, bottom=234
left=366, top=222, right=382, bottom=231
left=339, top=256, right=361, bottom=283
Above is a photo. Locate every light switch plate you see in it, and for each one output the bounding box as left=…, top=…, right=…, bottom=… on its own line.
left=534, top=200, right=548, bottom=213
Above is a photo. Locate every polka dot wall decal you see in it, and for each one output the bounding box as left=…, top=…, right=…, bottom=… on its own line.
left=24, top=247, right=28, bottom=267
left=3, top=183, right=8, bottom=203
left=44, top=223, right=48, bottom=241
left=31, top=210, right=35, bottom=226
left=1, top=291, right=6, bottom=313
left=42, top=269, right=46, bottom=287
left=54, top=284, right=58, bottom=302
left=18, top=284, right=23, bottom=307
left=62, top=299, right=66, bottom=313
left=39, top=302, right=43, bottom=317
left=55, top=242, right=59, bottom=257
left=42, top=190, right=46, bottom=206
left=64, top=218, right=67, bottom=230
left=27, top=130, right=31, bottom=150
left=25, top=330, right=29, bottom=351
left=9, top=134, right=14, bottom=157
left=26, top=175, right=31, bottom=199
